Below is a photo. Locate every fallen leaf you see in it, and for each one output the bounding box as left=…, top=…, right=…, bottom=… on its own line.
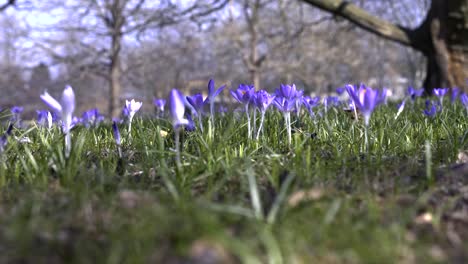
left=288, top=188, right=324, bottom=207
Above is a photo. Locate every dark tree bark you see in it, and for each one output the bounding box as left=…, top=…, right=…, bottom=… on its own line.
left=108, top=0, right=125, bottom=118
left=300, top=0, right=468, bottom=93
left=0, top=0, right=15, bottom=12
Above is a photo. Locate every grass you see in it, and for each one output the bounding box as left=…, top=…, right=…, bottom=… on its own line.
left=0, top=98, right=467, bottom=263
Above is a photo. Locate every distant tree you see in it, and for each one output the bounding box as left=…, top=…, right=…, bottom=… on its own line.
left=34, top=0, right=229, bottom=117
left=300, top=0, right=468, bottom=93
left=29, top=62, right=51, bottom=91
left=226, top=0, right=308, bottom=89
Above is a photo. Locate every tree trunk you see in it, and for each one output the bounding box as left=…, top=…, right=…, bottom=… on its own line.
left=251, top=69, right=261, bottom=90
left=422, top=0, right=468, bottom=93
left=109, top=32, right=122, bottom=118
left=300, top=0, right=468, bottom=92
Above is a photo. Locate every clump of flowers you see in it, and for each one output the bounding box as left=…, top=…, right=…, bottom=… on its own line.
left=302, top=96, right=320, bottom=119
left=423, top=100, right=441, bottom=118
left=274, top=84, right=304, bottom=145
left=82, top=108, right=104, bottom=128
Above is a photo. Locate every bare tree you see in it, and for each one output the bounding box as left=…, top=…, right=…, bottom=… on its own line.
left=226, top=0, right=308, bottom=89
left=33, top=0, right=228, bottom=117
left=300, top=0, right=468, bottom=92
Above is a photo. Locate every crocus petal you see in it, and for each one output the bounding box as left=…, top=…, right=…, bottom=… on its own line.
left=61, top=85, right=76, bottom=117
left=208, top=79, right=215, bottom=96
left=213, top=85, right=226, bottom=98
left=169, top=89, right=189, bottom=128
left=40, top=91, right=62, bottom=114
left=60, top=86, right=76, bottom=133
left=112, top=121, right=121, bottom=146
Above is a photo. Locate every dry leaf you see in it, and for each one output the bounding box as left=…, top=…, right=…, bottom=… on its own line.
left=288, top=188, right=324, bottom=207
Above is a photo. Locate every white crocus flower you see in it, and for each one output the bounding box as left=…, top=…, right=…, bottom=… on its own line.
left=40, top=85, right=76, bottom=158
left=125, top=99, right=142, bottom=131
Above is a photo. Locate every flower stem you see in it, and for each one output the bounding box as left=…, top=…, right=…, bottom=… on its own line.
left=256, top=111, right=265, bottom=140
left=285, top=112, right=291, bottom=145
left=175, top=128, right=181, bottom=168
left=245, top=104, right=251, bottom=139
left=198, top=114, right=204, bottom=133
left=64, top=132, right=71, bottom=158
left=252, top=109, right=257, bottom=139
left=210, top=101, right=215, bottom=130
left=364, top=125, right=369, bottom=153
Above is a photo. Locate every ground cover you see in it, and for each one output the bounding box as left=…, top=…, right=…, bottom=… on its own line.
left=0, top=94, right=467, bottom=263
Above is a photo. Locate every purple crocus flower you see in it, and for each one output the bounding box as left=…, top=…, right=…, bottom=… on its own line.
left=451, top=88, right=460, bottom=103
left=231, top=84, right=255, bottom=105
left=40, top=85, right=75, bottom=157
left=253, top=90, right=275, bottom=140
left=377, top=88, right=388, bottom=105
left=423, top=100, right=438, bottom=118
left=186, top=94, right=206, bottom=117
left=302, top=96, right=320, bottom=118
left=346, top=84, right=380, bottom=126
left=273, top=96, right=295, bottom=113
left=275, top=84, right=305, bottom=116
left=275, top=84, right=298, bottom=99
left=254, top=90, right=275, bottom=112
left=433, top=88, right=449, bottom=97
left=186, top=93, right=207, bottom=132
left=169, top=89, right=189, bottom=129
left=324, top=96, right=340, bottom=112
left=10, top=106, right=24, bottom=123
left=11, top=106, right=23, bottom=114
left=433, top=88, right=449, bottom=106
left=336, top=87, right=345, bottom=95
left=153, top=98, right=166, bottom=112
left=206, top=79, right=226, bottom=125
left=36, top=110, right=52, bottom=129
left=231, top=84, right=256, bottom=138
left=185, top=112, right=196, bottom=132
left=122, top=106, right=130, bottom=117
left=460, top=93, right=468, bottom=113
left=218, top=105, right=228, bottom=114
left=407, top=86, right=424, bottom=101
left=82, top=108, right=104, bottom=128
left=36, top=110, right=53, bottom=129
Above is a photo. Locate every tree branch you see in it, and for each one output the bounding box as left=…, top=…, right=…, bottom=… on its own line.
left=300, top=0, right=418, bottom=48
left=0, top=0, right=15, bottom=12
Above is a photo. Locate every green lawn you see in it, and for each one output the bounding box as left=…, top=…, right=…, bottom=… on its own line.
left=0, top=99, right=467, bottom=263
